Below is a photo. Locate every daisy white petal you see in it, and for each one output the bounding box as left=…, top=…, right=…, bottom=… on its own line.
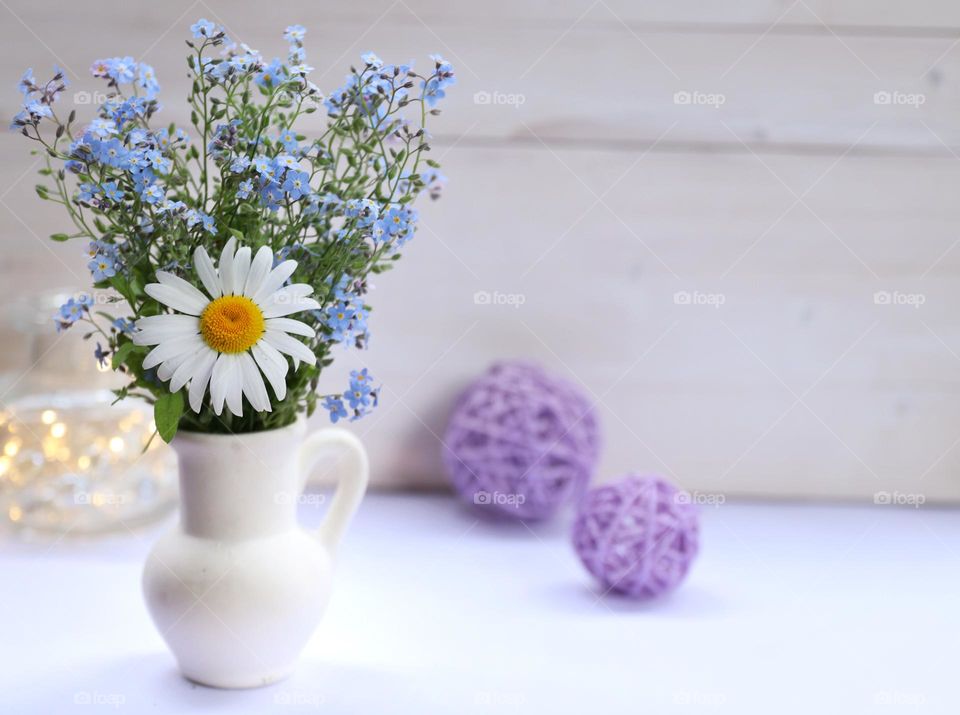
left=209, top=354, right=230, bottom=415
left=275, top=283, right=313, bottom=298
left=261, top=297, right=321, bottom=319
left=133, top=315, right=199, bottom=345
left=252, top=260, right=297, bottom=303
left=143, top=334, right=204, bottom=370
left=239, top=352, right=271, bottom=412
left=194, top=246, right=222, bottom=299
left=169, top=346, right=209, bottom=393
left=156, top=271, right=210, bottom=305
left=258, top=283, right=319, bottom=317
left=263, top=329, right=316, bottom=366
left=232, top=246, right=252, bottom=295
left=136, top=314, right=200, bottom=331
left=252, top=342, right=288, bottom=400
left=145, top=283, right=208, bottom=316
left=157, top=348, right=196, bottom=381
left=265, top=317, right=315, bottom=338
left=243, top=245, right=273, bottom=298
left=218, top=237, right=237, bottom=295
left=223, top=354, right=244, bottom=417
left=188, top=350, right=218, bottom=413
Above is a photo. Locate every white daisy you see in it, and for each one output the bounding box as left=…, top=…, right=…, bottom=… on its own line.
left=133, top=237, right=319, bottom=417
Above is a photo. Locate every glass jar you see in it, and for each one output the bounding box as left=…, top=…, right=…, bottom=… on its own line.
left=0, top=289, right=177, bottom=536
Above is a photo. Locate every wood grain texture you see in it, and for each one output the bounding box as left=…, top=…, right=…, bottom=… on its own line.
left=0, top=0, right=957, bottom=500
left=1, top=1, right=959, bottom=151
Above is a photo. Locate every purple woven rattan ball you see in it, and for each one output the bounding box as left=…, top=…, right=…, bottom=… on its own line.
left=443, top=361, right=600, bottom=520
left=572, top=475, right=699, bottom=598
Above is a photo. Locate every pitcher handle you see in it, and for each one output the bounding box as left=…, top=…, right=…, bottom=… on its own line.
left=299, top=428, right=369, bottom=551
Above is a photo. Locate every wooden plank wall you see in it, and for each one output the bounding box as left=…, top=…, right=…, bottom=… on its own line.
left=1, top=0, right=958, bottom=501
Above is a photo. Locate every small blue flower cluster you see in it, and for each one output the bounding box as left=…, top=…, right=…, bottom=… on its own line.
left=339, top=198, right=418, bottom=249
left=324, top=52, right=411, bottom=120
left=187, top=20, right=319, bottom=94
left=322, top=369, right=379, bottom=423
left=55, top=56, right=222, bottom=284
left=10, top=67, right=66, bottom=130
left=232, top=152, right=316, bottom=212
left=68, top=106, right=219, bottom=277
left=90, top=56, right=160, bottom=99
left=54, top=293, right=93, bottom=333
left=54, top=291, right=137, bottom=369
left=87, top=240, right=119, bottom=281
left=322, top=277, right=371, bottom=349
left=421, top=55, right=456, bottom=107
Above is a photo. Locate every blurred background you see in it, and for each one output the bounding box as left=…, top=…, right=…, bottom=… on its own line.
left=1, top=0, right=959, bottom=504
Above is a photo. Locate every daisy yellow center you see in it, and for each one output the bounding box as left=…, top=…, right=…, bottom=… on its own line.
left=199, top=295, right=265, bottom=354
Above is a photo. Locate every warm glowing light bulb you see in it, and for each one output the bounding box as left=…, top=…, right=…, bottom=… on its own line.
left=40, top=410, right=57, bottom=425
left=109, top=437, right=125, bottom=454
left=77, top=455, right=91, bottom=470
left=50, top=423, right=67, bottom=439
left=3, top=439, right=20, bottom=457
left=0, top=456, right=9, bottom=477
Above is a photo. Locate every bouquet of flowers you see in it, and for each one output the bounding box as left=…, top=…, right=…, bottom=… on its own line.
left=11, top=19, right=455, bottom=442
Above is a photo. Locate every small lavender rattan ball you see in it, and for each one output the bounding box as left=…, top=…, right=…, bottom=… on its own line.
left=572, top=475, right=699, bottom=598
left=443, top=361, right=600, bottom=520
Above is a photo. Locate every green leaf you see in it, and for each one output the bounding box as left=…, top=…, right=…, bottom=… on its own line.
left=49, top=233, right=70, bottom=242
left=111, top=342, right=136, bottom=370
left=154, top=391, right=184, bottom=444
left=228, top=227, right=245, bottom=241
left=109, top=275, right=132, bottom=304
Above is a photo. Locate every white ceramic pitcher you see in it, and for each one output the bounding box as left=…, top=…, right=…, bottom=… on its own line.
left=142, top=419, right=369, bottom=689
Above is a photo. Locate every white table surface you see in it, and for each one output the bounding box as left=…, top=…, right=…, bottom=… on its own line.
left=1, top=493, right=957, bottom=714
